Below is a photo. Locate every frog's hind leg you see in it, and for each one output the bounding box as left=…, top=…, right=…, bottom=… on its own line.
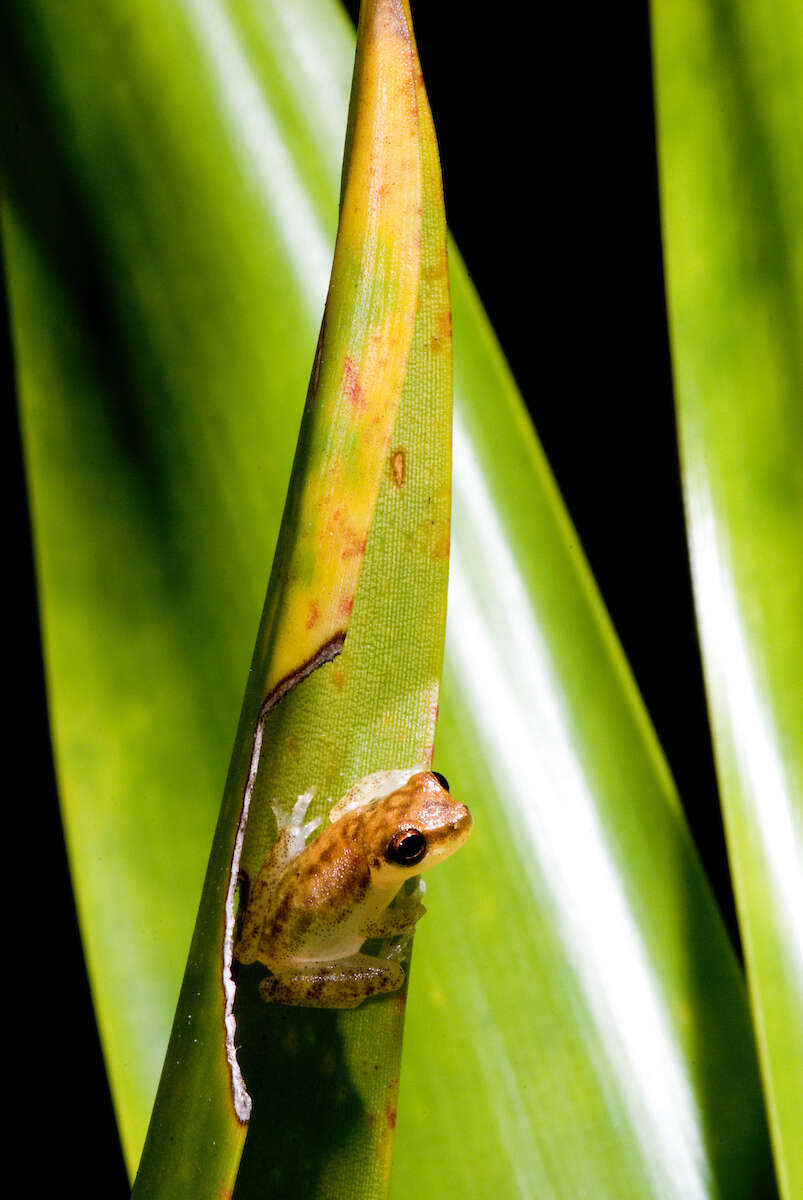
left=259, top=954, right=405, bottom=1009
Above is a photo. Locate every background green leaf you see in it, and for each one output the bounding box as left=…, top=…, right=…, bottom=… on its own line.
left=652, top=1, right=803, bottom=1194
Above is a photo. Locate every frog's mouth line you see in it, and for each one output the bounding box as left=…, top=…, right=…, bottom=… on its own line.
left=223, top=630, right=347, bottom=1123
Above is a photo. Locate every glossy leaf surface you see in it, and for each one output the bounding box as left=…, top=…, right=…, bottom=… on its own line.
left=652, top=1, right=803, bottom=1194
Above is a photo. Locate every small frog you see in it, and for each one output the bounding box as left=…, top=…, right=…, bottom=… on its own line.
left=235, top=768, right=472, bottom=1008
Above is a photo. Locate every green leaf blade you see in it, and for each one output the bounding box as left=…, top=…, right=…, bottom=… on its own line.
left=653, top=2, right=803, bottom=1194
left=128, top=1, right=453, bottom=1193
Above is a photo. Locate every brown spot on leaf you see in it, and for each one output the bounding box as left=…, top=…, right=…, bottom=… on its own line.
left=341, top=530, right=368, bottom=559
left=338, top=595, right=355, bottom=618
left=343, top=354, right=366, bottom=411
left=433, top=532, right=450, bottom=560
left=413, top=514, right=450, bottom=563
left=430, top=309, right=452, bottom=353
left=424, top=254, right=449, bottom=281
left=306, top=601, right=320, bottom=630
left=390, top=447, right=406, bottom=488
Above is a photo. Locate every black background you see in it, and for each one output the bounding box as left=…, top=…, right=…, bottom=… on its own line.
left=8, top=1, right=733, bottom=1191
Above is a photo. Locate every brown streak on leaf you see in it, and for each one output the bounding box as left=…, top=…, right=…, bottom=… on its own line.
left=390, top=447, right=406, bottom=488
left=432, top=533, right=450, bottom=560
left=423, top=253, right=448, bottom=281
left=258, top=632, right=347, bottom=723
left=343, top=354, right=366, bottom=411
left=341, top=531, right=368, bottom=559
left=430, top=308, right=452, bottom=353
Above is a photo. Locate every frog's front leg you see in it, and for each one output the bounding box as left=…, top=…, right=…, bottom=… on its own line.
left=361, top=879, right=427, bottom=940
left=259, top=953, right=405, bottom=1009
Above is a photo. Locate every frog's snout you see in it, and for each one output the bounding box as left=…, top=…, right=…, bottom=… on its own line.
left=454, top=803, right=471, bottom=828
left=449, top=802, right=473, bottom=842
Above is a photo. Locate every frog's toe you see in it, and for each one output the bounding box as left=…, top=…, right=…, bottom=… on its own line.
left=290, top=789, right=316, bottom=825
left=406, top=876, right=426, bottom=901
left=302, top=816, right=322, bottom=842
left=386, top=932, right=414, bottom=963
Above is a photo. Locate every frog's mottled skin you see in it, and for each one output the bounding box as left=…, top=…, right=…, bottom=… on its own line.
left=235, top=769, right=472, bottom=1008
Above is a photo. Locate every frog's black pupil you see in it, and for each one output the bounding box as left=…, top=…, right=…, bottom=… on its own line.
left=431, top=771, right=450, bottom=792
left=387, top=829, right=427, bottom=867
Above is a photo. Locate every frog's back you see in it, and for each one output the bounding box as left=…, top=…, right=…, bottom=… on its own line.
left=261, top=817, right=372, bottom=965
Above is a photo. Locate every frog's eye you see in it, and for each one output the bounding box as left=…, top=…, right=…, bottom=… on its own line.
left=386, top=828, right=427, bottom=867
left=431, top=771, right=450, bottom=792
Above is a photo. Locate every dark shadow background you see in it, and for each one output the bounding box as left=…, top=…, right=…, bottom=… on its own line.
left=7, top=1, right=733, bottom=1191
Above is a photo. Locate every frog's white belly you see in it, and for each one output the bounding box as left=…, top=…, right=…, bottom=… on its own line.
left=286, top=926, right=366, bottom=964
